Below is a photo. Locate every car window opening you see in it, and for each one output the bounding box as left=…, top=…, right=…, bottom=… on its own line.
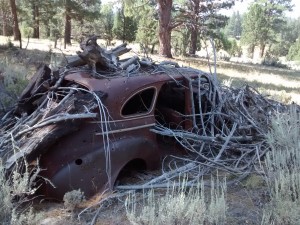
left=122, top=88, right=155, bottom=116
left=155, top=82, right=186, bottom=129
left=155, top=80, right=208, bottom=130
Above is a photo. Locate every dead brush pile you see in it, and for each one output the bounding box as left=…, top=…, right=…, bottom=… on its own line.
left=0, top=35, right=298, bottom=196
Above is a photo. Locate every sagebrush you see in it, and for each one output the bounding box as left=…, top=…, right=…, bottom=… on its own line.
left=262, top=106, right=300, bottom=225
left=125, top=177, right=227, bottom=225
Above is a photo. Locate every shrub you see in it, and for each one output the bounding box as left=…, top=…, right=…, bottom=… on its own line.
left=0, top=160, right=13, bottom=223
left=63, top=189, right=85, bottom=212
left=0, top=159, right=42, bottom=225
left=262, top=106, right=300, bottom=225
left=0, top=60, right=29, bottom=113
left=257, top=88, right=292, bottom=104
left=287, top=39, right=300, bottom=61
left=125, top=176, right=227, bottom=225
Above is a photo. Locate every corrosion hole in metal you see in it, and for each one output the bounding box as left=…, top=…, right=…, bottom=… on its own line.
left=75, top=159, right=83, bottom=165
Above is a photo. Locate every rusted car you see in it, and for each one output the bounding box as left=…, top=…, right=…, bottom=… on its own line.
left=33, top=66, right=209, bottom=199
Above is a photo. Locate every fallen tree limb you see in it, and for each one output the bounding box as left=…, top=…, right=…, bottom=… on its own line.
left=16, top=113, right=97, bottom=137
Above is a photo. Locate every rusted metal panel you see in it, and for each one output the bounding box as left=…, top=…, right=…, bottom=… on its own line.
left=38, top=68, right=201, bottom=199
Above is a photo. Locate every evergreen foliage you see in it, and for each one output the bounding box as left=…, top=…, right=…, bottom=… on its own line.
left=0, top=0, right=299, bottom=60
left=241, top=0, right=293, bottom=57
left=270, top=17, right=300, bottom=58
left=99, top=3, right=114, bottom=46
left=224, top=11, right=242, bottom=38
left=113, top=6, right=137, bottom=43
left=288, top=38, right=300, bottom=61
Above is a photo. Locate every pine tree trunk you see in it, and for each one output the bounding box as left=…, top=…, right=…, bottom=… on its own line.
left=2, top=10, right=8, bottom=36
left=188, top=0, right=200, bottom=55
left=121, top=5, right=126, bottom=43
left=9, top=0, right=21, bottom=48
left=32, top=4, right=39, bottom=38
left=189, top=29, right=198, bottom=55
left=46, top=25, right=50, bottom=38
left=157, top=0, right=173, bottom=58
left=1, top=0, right=9, bottom=36
left=64, top=9, right=71, bottom=49
left=260, top=44, right=265, bottom=58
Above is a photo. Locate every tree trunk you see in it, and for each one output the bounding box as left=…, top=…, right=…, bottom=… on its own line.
left=1, top=0, right=10, bottom=36
left=260, top=43, right=265, bottom=58
left=32, top=4, right=39, bottom=38
left=46, top=25, right=50, bottom=38
left=157, top=0, right=173, bottom=58
left=64, top=8, right=71, bottom=49
left=2, top=9, right=8, bottom=36
left=189, top=29, right=198, bottom=55
left=188, top=0, right=200, bottom=55
left=121, top=4, right=125, bottom=43
left=151, top=44, right=155, bottom=54
left=9, top=0, right=21, bottom=48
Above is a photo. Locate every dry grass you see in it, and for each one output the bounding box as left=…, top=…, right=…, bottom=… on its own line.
left=125, top=176, right=227, bottom=225
left=169, top=56, right=300, bottom=104
left=0, top=60, right=29, bottom=113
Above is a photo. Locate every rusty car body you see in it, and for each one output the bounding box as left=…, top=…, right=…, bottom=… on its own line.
left=36, top=66, right=208, bottom=199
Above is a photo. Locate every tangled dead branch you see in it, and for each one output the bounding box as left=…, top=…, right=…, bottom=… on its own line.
left=0, top=35, right=298, bottom=196
left=117, top=75, right=293, bottom=190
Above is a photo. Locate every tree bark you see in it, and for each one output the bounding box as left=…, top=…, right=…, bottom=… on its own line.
left=9, top=0, right=21, bottom=48
left=157, top=0, right=173, bottom=58
left=189, top=0, right=200, bottom=55
left=260, top=43, right=265, bottom=58
left=64, top=2, right=71, bottom=49
left=1, top=0, right=11, bottom=36
left=2, top=9, right=8, bottom=36
left=32, top=4, right=39, bottom=38
left=189, top=29, right=198, bottom=55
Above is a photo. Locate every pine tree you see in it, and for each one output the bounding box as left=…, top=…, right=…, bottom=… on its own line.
left=183, top=0, right=235, bottom=55
left=113, top=4, right=137, bottom=43
left=0, top=0, right=13, bottom=36
left=288, top=38, right=300, bottom=61
left=99, top=3, right=114, bottom=46
left=19, top=0, right=56, bottom=39
left=9, top=0, right=21, bottom=48
left=59, top=0, right=101, bottom=48
left=134, top=3, right=158, bottom=54
left=241, top=0, right=293, bottom=57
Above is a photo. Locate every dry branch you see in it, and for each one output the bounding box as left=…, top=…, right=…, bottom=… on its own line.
left=0, top=34, right=298, bottom=195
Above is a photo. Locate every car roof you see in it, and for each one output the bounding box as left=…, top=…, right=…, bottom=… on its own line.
left=64, top=66, right=205, bottom=93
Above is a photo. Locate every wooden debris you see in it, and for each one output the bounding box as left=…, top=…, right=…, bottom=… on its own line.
left=70, top=35, right=132, bottom=72
left=0, top=34, right=298, bottom=192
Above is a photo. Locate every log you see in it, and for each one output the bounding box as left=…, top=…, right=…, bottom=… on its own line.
left=74, top=35, right=133, bottom=72
left=77, top=35, right=119, bottom=70
left=66, top=55, right=86, bottom=67
left=5, top=121, right=79, bottom=169
left=120, top=56, right=139, bottom=70
left=107, top=43, right=131, bottom=57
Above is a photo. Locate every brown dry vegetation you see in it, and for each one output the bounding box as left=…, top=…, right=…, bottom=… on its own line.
left=1, top=36, right=300, bottom=225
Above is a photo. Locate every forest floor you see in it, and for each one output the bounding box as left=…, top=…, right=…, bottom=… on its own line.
left=0, top=36, right=299, bottom=224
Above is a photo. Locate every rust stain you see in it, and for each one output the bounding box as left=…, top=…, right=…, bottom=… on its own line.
left=39, top=69, right=201, bottom=199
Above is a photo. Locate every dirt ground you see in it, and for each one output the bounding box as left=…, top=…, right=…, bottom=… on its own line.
left=31, top=172, right=268, bottom=225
